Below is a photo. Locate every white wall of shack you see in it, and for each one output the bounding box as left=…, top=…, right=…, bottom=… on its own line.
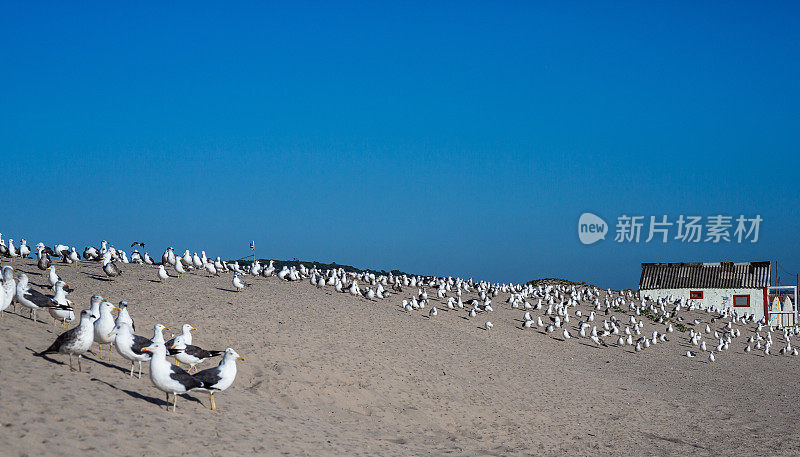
left=641, top=287, right=765, bottom=321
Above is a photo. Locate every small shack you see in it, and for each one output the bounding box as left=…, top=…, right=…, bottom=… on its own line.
left=639, top=261, right=771, bottom=321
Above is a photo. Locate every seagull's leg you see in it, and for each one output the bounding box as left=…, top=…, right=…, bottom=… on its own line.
left=210, top=394, right=216, bottom=410
left=98, top=344, right=102, bottom=361
left=138, top=361, right=143, bottom=379
left=78, top=355, right=82, bottom=372
left=130, top=361, right=135, bottom=377
left=69, top=354, right=74, bottom=371
left=109, top=344, right=113, bottom=356
left=173, top=393, right=178, bottom=412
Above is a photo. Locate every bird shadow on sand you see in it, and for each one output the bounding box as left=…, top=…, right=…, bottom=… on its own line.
left=85, top=274, right=113, bottom=282
left=90, top=376, right=204, bottom=408
left=216, top=287, right=238, bottom=293
left=27, top=347, right=66, bottom=366
left=147, top=279, right=165, bottom=283
left=81, top=355, right=131, bottom=375
left=576, top=341, right=605, bottom=349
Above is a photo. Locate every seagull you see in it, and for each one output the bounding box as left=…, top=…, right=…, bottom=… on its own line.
left=37, top=250, right=52, bottom=271
left=563, top=328, right=571, bottom=339
left=130, top=241, right=146, bottom=248
left=38, top=309, right=96, bottom=371
left=170, top=336, right=223, bottom=373
left=162, top=247, right=175, bottom=266
left=94, top=301, right=120, bottom=360
left=151, top=324, right=169, bottom=345
left=193, top=348, right=244, bottom=410
left=158, top=265, right=169, bottom=281
left=429, top=307, right=438, bottom=317
left=16, top=273, right=67, bottom=322
left=232, top=274, right=247, bottom=292
left=1, top=266, right=16, bottom=314
left=166, top=324, right=195, bottom=350
left=68, top=248, right=79, bottom=267
left=87, top=294, right=104, bottom=323
left=108, top=322, right=151, bottom=378
left=708, top=351, right=715, bottom=363
left=47, top=266, right=61, bottom=287
left=101, top=252, right=122, bottom=278
left=115, top=300, right=135, bottom=331
left=686, top=351, right=696, bottom=358
left=485, top=321, right=493, bottom=330
left=141, top=343, right=205, bottom=412
left=48, top=281, right=75, bottom=327
left=7, top=239, right=19, bottom=261
left=19, top=239, right=31, bottom=258
left=174, top=258, right=186, bottom=278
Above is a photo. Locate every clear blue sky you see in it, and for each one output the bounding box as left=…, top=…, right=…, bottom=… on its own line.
left=2, top=2, right=799, bottom=289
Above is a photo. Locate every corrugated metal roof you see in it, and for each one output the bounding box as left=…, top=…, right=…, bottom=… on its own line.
left=639, top=261, right=771, bottom=289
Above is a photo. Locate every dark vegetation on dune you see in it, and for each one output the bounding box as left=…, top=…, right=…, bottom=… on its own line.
left=231, top=258, right=417, bottom=278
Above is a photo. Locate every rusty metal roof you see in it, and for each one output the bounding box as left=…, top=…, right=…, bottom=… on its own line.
left=639, top=261, right=771, bottom=289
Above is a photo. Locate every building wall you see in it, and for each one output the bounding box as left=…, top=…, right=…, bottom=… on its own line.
left=640, top=287, right=766, bottom=320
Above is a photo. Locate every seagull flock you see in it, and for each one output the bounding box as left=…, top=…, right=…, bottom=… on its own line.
left=2, top=232, right=799, bottom=412
left=0, top=234, right=243, bottom=412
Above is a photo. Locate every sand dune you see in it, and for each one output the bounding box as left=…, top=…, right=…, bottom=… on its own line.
left=1, top=257, right=799, bottom=456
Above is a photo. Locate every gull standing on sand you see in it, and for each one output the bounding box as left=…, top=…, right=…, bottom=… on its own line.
left=48, top=266, right=61, bottom=287
left=16, top=273, right=66, bottom=322
left=102, top=252, right=122, bottom=278
left=94, top=301, right=119, bottom=360
left=48, top=281, right=75, bottom=327
left=68, top=247, right=79, bottom=266
left=194, top=348, right=244, bottom=410
left=174, top=258, right=186, bottom=278
left=170, top=336, right=223, bottom=373
left=7, top=239, right=19, bottom=261
left=108, top=322, right=151, bottom=378
left=141, top=343, right=205, bottom=412
left=232, top=274, right=247, bottom=292
left=37, top=249, right=52, bottom=271
left=19, top=239, right=30, bottom=258
left=38, top=309, right=97, bottom=371
left=157, top=265, right=169, bottom=281
left=1, top=266, right=15, bottom=314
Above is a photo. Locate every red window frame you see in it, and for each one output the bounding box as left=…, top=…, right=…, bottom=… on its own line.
left=733, top=294, right=750, bottom=307
left=690, top=290, right=703, bottom=299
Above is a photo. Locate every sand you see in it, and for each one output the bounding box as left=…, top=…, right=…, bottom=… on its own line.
left=1, top=257, right=799, bottom=457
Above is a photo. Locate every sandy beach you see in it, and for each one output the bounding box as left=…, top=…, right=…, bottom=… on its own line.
left=1, top=257, right=799, bottom=456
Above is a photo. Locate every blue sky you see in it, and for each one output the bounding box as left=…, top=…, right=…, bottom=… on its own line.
left=2, top=2, right=799, bottom=289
